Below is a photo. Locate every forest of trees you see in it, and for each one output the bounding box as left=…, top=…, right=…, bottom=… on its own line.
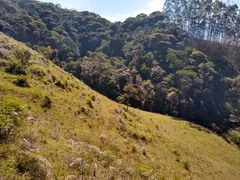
left=0, top=0, right=239, bottom=133
left=164, top=0, right=240, bottom=44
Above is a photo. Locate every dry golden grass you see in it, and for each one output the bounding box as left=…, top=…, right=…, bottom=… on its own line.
left=0, top=33, right=239, bottom=180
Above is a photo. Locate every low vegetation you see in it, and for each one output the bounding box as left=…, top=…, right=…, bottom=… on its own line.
left=0, top=97, right=23, bottom=143
left=41, top=95, right=52, bottom=109
left=14, top=76, right=31, bottom=88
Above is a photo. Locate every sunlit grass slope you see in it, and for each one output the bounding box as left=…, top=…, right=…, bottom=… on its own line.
left=0, top=33, right=239, bottom=180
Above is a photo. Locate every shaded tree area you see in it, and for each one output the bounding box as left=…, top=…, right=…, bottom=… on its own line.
left=0, top=0, right=239, bottom=133
left=0, top=0, right=112, bottom=61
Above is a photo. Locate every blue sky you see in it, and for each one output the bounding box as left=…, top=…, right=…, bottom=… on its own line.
left=40, top=0, right=240, bottom=22
left=40, top=0, right=166, bottom=21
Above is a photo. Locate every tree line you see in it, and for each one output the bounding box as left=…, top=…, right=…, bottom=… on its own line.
left=163, top=0, right=240, bottom=44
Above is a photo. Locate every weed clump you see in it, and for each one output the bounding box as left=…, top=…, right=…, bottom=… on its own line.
left=41, top=95, right=52, bottom=109
left=17, top=154, right=49, bottom=180
left=55, top=80, right=66, bottom=89
left=142, top=147, right=147, bottom=156
left=183, top=160, right=190, bottom=170
left=14, top=76, right=31, bottom=88
left=78, top=106, right=90, bottom=116
left=91, top=95, right=96, bottom=101
left=86, top=98, right=93, bottom=108
left=131, top=144, right=138, bottom=153
left=80, top=106, right=86, bottom=113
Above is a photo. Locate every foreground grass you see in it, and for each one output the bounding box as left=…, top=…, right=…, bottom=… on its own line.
left=0, top=33, right=239, bottom=179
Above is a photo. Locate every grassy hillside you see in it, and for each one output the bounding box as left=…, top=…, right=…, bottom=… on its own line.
left=0, top=33, right=240, bottom=180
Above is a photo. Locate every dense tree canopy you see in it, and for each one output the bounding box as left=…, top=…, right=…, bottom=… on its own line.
left=0, top=0, right=239, bottom=133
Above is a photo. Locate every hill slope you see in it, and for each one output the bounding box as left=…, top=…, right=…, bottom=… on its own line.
left=0, top=34, right=240, bottom=180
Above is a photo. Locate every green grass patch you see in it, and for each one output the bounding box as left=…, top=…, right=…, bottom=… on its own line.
left=0, top=98, right=24, bottom=143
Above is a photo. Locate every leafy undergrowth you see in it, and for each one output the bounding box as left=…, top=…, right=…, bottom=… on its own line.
left=0, top=33, right=240, bottom=180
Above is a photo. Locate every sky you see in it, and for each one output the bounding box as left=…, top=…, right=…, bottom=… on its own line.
left=40, top=0, right=240, bottom=22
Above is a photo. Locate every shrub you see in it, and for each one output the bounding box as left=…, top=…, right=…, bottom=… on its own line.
left=17, top=154, right=48, bottom=180
left=33, top=45, right=55, bottom=60
left=41, top=95, right=52, bottom=109
left=14, top=76, right=30, bottom=88
left=14, top=49, right=31, bottom=69
left=0, top=98, right=23, bottom=143
left=176, top=69, right=198, bottom=77
left=227, top=130, right=240, bottom=147
left=136, top=165, right=152, bottom=178
left=6, top=49, right=31, bottom=75
left=55, top=80, right=66, bottom=89
left=31, top=67, right=46, bottom=78
left=91, top=95, right=96, bottom=101
left=51, top=75, right=57, bottom=82
left=5, top=61, right=26, bottom=75
left=191, top=50, right=206, bottom=62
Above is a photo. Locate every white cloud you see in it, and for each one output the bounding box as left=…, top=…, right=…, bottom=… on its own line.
left=102, top=13, right=136, bottom=22
left=64, top=0, right=91, bottom=11
left=41, top=0, right=92, bottom=11
left=41, top=0, right=165, bottom=22
left=145, top=0, right=165, bottom=14
left=102, top=15, right=123, bottom=22
left=103, top=0, right=165, bottom=22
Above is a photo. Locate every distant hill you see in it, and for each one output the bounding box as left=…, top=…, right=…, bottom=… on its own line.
left=0, top=32, right=240, bottom=180
left=0, top=0, right=239, bottom=135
